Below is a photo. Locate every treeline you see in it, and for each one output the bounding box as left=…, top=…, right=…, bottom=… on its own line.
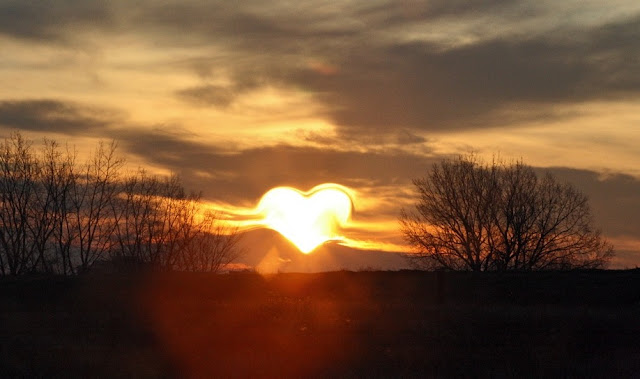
left=0, top=133, right=241, bottom=276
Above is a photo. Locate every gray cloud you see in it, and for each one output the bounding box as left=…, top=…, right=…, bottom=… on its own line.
left=0, top=98, right=434, bottom=202
left=0, top=0, right=113, bottom=42
left=301, top=129, right=428, bottom=148
left=0, top=99, right=117, bottom=134
left=176, top=85, right=237, bottom=108
left=4, top=0, right=639, bottom=136
left=546, top=168, right=640, bottom=268
left=154, top=2, right=640, bottom=136
left=291, top=14, right=640, bottom=132
left=136, top=1, right=360, bottom=48
left=358, top=0, right=527, bottom=21
left=546, top=168, right=640, bottom=239
left=115, top=129, right=439, bottom=203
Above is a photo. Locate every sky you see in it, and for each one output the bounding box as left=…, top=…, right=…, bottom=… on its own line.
left=0, top=0, right=639, bottom=270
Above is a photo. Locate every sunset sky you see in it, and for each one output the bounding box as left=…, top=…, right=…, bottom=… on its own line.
left=1, top=0, right=639, bottom=270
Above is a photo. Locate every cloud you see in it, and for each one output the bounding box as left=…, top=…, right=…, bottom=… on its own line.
left=0, top=99, right=117, bottom=134
left=113, top=128, right=640, bottom=245
left=0, top=99, right=434, bottom=201
left=0, top=0, right=113, bottom=42
left=289, top=16, right=640, bottom=133
left=1, top=100, right=637, bottom=262
left=114, top=129, right=439, bottom=202
left=145, top=2, right=640, bottom=137
left=301, top=129, right=428, bottom=148
left=5, top=1, right=640, bottom=138
left=546, top=168, right=640, bottom=238
left=176, top=85, right=236, bottom=108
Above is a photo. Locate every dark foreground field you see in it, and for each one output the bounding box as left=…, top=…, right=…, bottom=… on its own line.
left=2, top=270, right=640, bottom=378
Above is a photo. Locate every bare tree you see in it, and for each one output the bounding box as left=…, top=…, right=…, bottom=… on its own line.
left=400, top=155, right=614, bottom=271
left=178, top=210, right=243, bottom=272
left=0, top=134, right=83, bottom=275
left=112, top=170, right=242, bottom=272
left=59, top=141, right=123, bottom=273
left=0, top=133, right=40, bottom=275
left=48, top=144, right=79, bottom=275
left=112, top=170, right=189, bottom=268
left=30, top=139, right=76, bottom=274
left=0, top=133, right=242, bottom=276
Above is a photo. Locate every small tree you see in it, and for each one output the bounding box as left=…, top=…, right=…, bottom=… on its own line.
left=178, top=210, right=243, bottom=272
left=400, top=155, right=614, bottom=271
left=59, top=141, right=123, bottom=273
left=0, top=133, right=40, bottom=275
left=111, top=170, right=242, bottom=272
left=32, top=139, right=76, bottom=274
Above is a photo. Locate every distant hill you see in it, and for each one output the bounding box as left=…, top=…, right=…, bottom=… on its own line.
left=236, top=228, right=410, bottom=273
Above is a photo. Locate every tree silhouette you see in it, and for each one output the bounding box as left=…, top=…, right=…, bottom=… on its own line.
left=110, top=169, right=243, bottom=272
left=0, top=133, right=243, bottom=275
left=112, top=170, right=198, bottom=270
left=400, top=155, right=614, bottom=271
left=0, top=133, right=41, bottom=275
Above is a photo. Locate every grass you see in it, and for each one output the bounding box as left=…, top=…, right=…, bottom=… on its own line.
left=1, top=270, right=639, bottom=377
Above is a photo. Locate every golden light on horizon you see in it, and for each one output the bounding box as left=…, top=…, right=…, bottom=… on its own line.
left=257, top=184, right=354, bottom=253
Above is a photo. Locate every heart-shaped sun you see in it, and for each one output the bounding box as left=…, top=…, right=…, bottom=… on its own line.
left=257, top=184, right=354, bottom=254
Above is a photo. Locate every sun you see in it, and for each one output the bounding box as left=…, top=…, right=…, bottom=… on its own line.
left=257, top=184, right=354, bottom=253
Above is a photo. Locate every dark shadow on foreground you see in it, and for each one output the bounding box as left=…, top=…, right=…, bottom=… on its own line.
left=1, top=270, right=640, bottom=377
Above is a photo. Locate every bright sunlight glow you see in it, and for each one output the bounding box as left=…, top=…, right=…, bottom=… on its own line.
left=257, top=184, right=354, bottom=254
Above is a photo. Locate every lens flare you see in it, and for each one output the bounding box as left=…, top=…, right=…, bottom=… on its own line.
left=257, top=184, right=354, bottom=253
